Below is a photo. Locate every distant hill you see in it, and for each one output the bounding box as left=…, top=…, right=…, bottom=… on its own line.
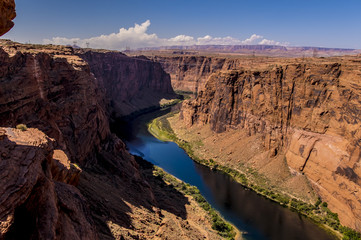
left=135, top=44, right=361, bottom=57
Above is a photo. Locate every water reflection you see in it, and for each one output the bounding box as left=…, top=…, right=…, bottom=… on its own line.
left=194, top=164, right=334, bottom=240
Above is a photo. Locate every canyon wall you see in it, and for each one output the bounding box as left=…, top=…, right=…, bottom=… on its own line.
left=150, top=55, right=248, bottom=93
left=0, top=128, right=97, bottom=239
left=0, top=0, right=15, bottom=36
left=0, top=42, right=109, bottom=166
left=181, top=56, right=361, bottom=231
left=78, top=50, right=175, bottom=117
left=0, top=41, right=220, bottom=239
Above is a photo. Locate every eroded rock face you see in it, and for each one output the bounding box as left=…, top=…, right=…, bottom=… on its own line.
left=0, top=41, right=218, bottom=239
left=181, top=57, right=361, bottom=231
left=0, top=128, right=97, bottom=239
left=78, top=50, right=176, bottom=117
left=0, top=42, right=110, bottom=165
left=0, top=0, right=16, bottom=36
left=151, top=56, right=246, bottom=93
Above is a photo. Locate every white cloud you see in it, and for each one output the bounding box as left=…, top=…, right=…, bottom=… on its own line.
left=258, top=38, right=290, bottom=46
left=169, top=35, right=195, bottom=44
left=43, top=20, right=289, bottom=50
left=242, top=34, right=263, bottom=44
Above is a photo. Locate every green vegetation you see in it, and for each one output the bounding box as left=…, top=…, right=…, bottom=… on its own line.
left=159, top=98, right=182, bottom=108
left=148, top=112, right=361, bottom=240
left=174, top=90, right=194, bottom=100
left=16, top=124, right=28, bottom=131
left=152, top=166, right=236, bottom=239
left=340, top=226, right=361, bottom=240
left=71, top=163, right=81, bottom=169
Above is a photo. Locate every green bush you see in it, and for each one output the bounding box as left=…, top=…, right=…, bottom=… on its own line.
left=16, top=124, right=28, bottom=131
left=340, top=226, right=361, bottom=240
left=315, top=198, right=322, bottom=207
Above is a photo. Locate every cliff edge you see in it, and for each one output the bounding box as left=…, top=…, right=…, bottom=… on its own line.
left=181, top=56, right=361, bottom=231
left=0, top=41, right=223, bottom=239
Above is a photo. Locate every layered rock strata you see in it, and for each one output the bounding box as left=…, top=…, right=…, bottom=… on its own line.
left=77, top=50, right=176, bottom=117
left=0, top=41, right=109, bottom=165
left=150, top=56, right=244, bottom=93
left=0, top=41, right=221, bottom=239
left=181, top=56, right=361, bottom=231
left=0, top=128, right=97, bottom=239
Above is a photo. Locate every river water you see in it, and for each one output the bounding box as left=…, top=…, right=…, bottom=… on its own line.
left=114, top=109, right=336, bottom=240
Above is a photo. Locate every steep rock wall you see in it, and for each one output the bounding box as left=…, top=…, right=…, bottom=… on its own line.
left=0, top=43, right=109, bottom=165
left=78, top=50, right=176, bottom=117
left=0, top=42, right=155, bottom=238
left=0, top=41, right=220, bottom=239
left=181, top=57, right=361, bottom=231
left=0, top=128, right=98, bottom=239
left=150, top=55, right=248, bottom=93
left=0, top=0, right=16, bottom=36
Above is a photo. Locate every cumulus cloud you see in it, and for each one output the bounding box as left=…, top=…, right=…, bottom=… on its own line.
left=43, top=20, right=288, bottom=50
left=242, top=34, right=263, bottom=44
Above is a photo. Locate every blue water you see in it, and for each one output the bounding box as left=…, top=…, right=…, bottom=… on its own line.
left=115, top=109, right=336, bottom=240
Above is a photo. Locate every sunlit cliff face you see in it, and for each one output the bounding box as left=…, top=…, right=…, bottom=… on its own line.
left=0, top=0, right=16, bottom=36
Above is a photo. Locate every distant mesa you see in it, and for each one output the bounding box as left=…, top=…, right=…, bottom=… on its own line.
left=135, top=44, right=361, bottom=57
left=0, top=0, right=16, bottom=36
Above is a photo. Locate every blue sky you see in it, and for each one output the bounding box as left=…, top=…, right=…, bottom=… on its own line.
left=2, top=0, right=361, bottom=49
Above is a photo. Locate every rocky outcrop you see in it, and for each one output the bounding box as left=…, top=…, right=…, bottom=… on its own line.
left=0, top=41, right=220, bottom=239
left=0, top=41, right=110, bottom=166
left=0, top=0, right=15, bottom=36
left=77, top=50, right=176, bottom=117
left=0, top=127, right=97, bottom=239
left=150, top=55, right=246, bottom=93
left=181, top=56, right=361, bottom=231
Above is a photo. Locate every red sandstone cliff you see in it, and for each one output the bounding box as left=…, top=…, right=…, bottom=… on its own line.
left=181, top=56, right=361, bottom=231
left=151, top=56, right=229, bottom=93
left=149, top=55, right=269, bottom=93
left=0, top=0, right=15, bottom=36
left=0, top=41, right=109, bottom=165
left=0, top=128, right=97, bottom=239
left=149, top=55, right=247, bottom=93
left=0, top=41, right=220, bottom=239
left=78, top=50, right=176, bottom=117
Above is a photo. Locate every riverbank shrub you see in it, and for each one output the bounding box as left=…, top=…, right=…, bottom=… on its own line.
left=152, top=166, right=236, bottom=239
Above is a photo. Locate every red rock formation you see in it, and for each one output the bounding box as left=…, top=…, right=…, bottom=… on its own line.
left=0, top=41, right=158, bottom=238
left=181, top=56, right=361, bottom=231
left=0, top=42, right=110, bottom=165
left=150, top=55, right=246, bottom=93
left=0, top=0, right=15, bottom=36
left=0, top=127, right=98, bottom=239
left=0, top=41, right=219, bottom=239
left=138, top=49, right=361, bottom=94
left=152, top=56, right=228, bottom=93
left=77, top=50, right=176, bottom=117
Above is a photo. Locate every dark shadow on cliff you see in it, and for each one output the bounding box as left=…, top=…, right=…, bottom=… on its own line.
left=0, top=133, right=49, bottom=240
left=0, top=131, right=98, bottom=240
left=110, top=106, right=174, bottom=144
left=77, top=51, right=178, bottom=118
left=78, top=145, right=189, bottom=239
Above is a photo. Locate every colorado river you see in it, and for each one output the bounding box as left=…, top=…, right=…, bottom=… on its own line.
left=114, top=109, right=336, bottom=240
